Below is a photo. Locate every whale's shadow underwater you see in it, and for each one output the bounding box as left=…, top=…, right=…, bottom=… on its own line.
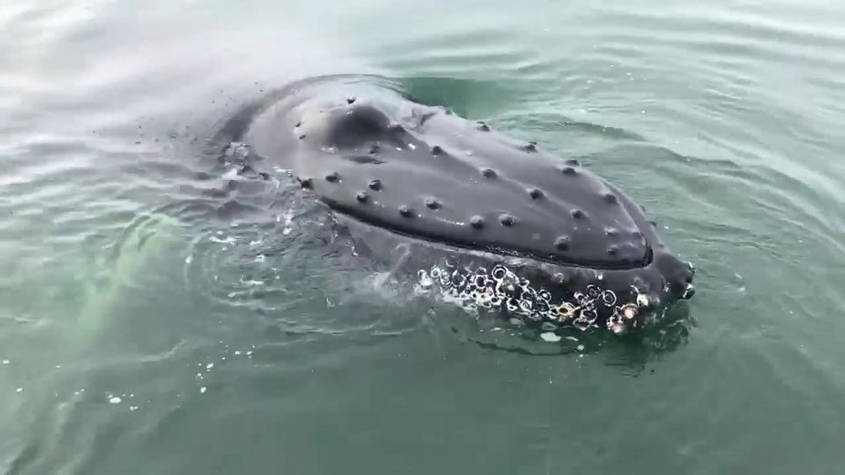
left=214, top=75, right=695, bottom=336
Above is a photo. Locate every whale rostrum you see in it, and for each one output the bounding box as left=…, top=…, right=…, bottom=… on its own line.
left=225, top=76, right=695, bottom=334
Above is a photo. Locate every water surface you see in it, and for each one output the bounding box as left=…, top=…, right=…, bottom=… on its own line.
left=2, top=1, right=845, bottom=473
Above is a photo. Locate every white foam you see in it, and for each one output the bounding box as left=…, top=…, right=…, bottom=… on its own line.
left=209, top=235, right=236, bottom=244
left=540, top=332, right=561, bottom=342
left=220, top=168, right=239, bottom=180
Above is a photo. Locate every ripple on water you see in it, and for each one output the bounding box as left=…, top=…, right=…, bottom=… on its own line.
left=176, top=165, right=431, bottom=343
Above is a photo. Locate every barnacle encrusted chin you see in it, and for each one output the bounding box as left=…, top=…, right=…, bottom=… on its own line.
left=419, top=263, right=658, bottom=334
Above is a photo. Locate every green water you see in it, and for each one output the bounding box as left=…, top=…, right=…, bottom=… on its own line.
left=2, top=1, right=845, bottom=473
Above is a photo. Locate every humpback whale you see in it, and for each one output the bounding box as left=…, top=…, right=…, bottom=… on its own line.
left=219, top=75, right=695, bottom=334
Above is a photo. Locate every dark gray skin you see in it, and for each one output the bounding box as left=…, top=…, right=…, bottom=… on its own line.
left=221, top=75, right=695, bottom=334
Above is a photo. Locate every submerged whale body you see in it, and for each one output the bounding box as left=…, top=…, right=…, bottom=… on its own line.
left=222, top=75, right=694, bottom=334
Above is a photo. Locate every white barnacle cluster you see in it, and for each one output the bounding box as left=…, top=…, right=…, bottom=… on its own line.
left=418, top=263, right=645, bottom=334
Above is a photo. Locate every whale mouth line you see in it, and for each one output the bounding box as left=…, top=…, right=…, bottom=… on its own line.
left=327, top=200, right=653, bottom=271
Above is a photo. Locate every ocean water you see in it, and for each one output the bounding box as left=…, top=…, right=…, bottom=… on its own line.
left=2, top=1, right=844, bottom=473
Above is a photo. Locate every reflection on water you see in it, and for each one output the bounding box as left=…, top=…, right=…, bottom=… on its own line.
left=2, top=0, right=845, bottom=473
